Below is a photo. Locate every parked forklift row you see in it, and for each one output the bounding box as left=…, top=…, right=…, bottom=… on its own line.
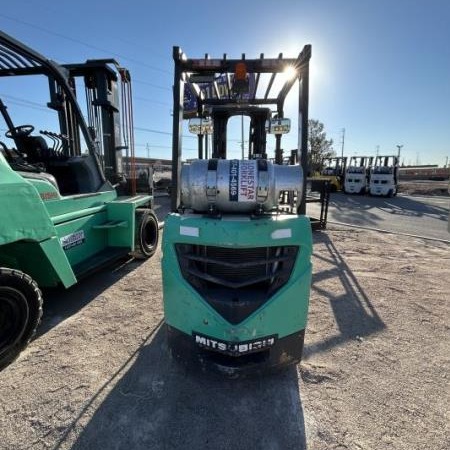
left=313, top=155, right=399, bottom=197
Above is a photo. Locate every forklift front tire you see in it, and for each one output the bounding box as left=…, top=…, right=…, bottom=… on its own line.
left=132, top=209, right=159, bottom=259
left=0, top=268, right=43, bottom=371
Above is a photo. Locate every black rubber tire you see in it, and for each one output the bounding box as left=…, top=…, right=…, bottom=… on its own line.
left=132, top=209, right=159, bottom=259
left=0, top=268, right=43, bottom=371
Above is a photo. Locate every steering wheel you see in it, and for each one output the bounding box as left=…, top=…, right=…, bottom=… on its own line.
left=5, top=125, right=35, bottom=138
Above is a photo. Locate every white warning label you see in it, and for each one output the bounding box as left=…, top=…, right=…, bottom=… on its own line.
left=237, top=160, right=257, bottom=202
left=60, top=230, right=85, bottom=250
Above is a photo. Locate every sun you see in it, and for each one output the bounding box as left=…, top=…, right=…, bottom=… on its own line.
left=283, top=65, right=298, bottom=81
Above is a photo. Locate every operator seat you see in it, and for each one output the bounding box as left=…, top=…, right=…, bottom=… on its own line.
left=16, top=135, right=51, bottom=163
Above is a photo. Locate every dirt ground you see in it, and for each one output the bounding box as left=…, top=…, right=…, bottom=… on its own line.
left=0, top=200, right=449, bottom=449
left=398, top=180, right=449, bottom=196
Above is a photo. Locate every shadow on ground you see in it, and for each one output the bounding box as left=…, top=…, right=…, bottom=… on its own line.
left=304, top=231, right=386, bottom=358
left=38, top=256, right=144, bottom=338
left=325, top=192, right=449, bottom=226
left=55, top=326, right=306, bottom=450
left=45, top=200, right=382, bottom=449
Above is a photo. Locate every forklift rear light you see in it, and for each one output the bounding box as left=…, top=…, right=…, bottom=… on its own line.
left=234, top=62, right=247, bottom=80
left=233, top=62, right=249, bottom=94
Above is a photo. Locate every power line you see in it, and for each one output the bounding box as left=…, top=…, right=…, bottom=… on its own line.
left=23, top=0, right=171, bottom=62
left=1, top=99, right=243, bottom=144
left=135, top=143, right=197, bottom=152
left=0, top=93, right=49, bottom=109
left=0, top=13, right=170, bottom=74
left=133, top=96, right=170, bottom=107
left=133, top=80, right=171, bottom=91
left=133, top=126, right=175, bottom=137
left=110, top=36, right=168, bottom=60
left=0, top=99, right=191, bottom=142
left=0, top=98, right=52, bottom=113
left=134, top=125, right=197, bottom=140
left=0, top=96, right=191, bottom=140
left=2, top=89, right=170, bottom=112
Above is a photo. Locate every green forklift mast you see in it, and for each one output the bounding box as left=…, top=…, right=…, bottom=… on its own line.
left=0, top=30, right=159, bottom=371
left=162, top=46, right=314, bottom=376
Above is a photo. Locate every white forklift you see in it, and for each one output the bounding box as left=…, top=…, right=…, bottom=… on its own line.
left=369, top=155, right=399, bottom=197
left=344, top=156, right=373, bottom=194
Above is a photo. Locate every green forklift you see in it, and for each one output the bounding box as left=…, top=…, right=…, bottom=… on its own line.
left=162, top=46, right=313, bottom=376
left=0, top=31, right=159, bottom=370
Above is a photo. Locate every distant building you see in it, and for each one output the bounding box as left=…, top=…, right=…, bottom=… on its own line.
left=122, top=156, right=171, bottom=176
left=399, top=165, right=449, bottom=181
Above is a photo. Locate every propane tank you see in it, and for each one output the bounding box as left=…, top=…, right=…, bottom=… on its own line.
left=180, top=159, right=303, bottom=213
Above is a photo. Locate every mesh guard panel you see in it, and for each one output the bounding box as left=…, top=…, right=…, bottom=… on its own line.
left=176, top=244, right=299, bottom=324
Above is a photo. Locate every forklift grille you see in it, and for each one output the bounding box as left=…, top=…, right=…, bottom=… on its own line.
left=175, top=244, right=299, bottom=324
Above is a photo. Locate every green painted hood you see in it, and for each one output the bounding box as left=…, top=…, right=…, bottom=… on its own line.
left=0, top=155, right=55, bottom=245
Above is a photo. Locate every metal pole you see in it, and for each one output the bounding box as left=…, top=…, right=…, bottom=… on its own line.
left=396, top=144, right=403, bottom=161
left=298, top=50, right=310, bottom=215
left=171, top=46, right=184, bottom=212
left=198, top=134, right=203, bottom=159
left=341, top=128, right=345, bottom=159
left=275, top=134, right=282, bottom=164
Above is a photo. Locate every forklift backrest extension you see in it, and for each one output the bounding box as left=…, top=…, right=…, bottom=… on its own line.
left=171, top=46, right=312, bottom=214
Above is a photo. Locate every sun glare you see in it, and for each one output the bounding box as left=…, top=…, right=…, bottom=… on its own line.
left=283, top=65, right=298, bottom=81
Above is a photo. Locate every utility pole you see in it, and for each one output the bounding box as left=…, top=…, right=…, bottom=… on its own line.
left=146, top=143, right=150, bottom=160
left=340, top=128, right=345, bottom=159
left=376, top=145, right=380, bottom=157
left=396, top=144, right=403, bottom=162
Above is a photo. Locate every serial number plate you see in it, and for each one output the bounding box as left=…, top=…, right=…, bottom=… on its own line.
left=193, top=333, right=277, bottom=356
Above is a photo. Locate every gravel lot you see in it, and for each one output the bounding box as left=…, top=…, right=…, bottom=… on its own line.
left=0, top=196, right=449, bottom=450
left=398, top=180, right=449, bottom=196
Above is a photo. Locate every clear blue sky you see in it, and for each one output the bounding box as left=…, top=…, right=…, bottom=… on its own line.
left=0, top=0, right=449, bottom=165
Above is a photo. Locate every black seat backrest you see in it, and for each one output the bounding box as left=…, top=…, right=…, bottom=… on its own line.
left=67, top=155, right=102, bottom=193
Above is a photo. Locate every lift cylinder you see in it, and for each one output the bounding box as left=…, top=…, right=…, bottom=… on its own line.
left=180, top=159, right=303, bottom=213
